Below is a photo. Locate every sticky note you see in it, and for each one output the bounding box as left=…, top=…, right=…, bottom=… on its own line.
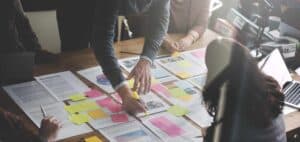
left=85, top=89, right=103, bottom=98
left=128, top=79, right=134, bottom=89
left=69, top=113, right=89, bottom=125
left=88, top=109, right=108, bottom=120
left=177, top=60, right=192, bottom=68
left=85, top=136, right=103, bottom=142
left=178, top=95, right=193, bottom=102
left=111, top=114, right=129, bottom=123
left=167, top=105, right=189, bottom=117
left=69, top=93, right=87, bottom=101
left=80, top=101, right=100, bottom=111
left=132, top=91, right=140, bottom=100
left=176, top=72, right=192, bottom=79
left=106, top=101, right=122, bottom=113
left=64, top=105, right=80, bottom=114
left=96, top=98, right=113, bottom=107
left=169, top=88, right=189, bottom=98
left=151, top=84, right=171, bottom=97
left=149, top=116, right=184, bottom=137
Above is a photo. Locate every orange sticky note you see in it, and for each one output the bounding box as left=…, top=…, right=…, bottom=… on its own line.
left=177, top=72, right=191, bottom=79
left=179, top=95, right=193, bottom=102
left=85, top=136, right=103, bottom=142
left=88, top=109, right=108, bottom=120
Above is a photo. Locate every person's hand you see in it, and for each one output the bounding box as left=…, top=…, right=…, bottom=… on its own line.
left=128, top=58, right=152, bottom=94
left=117, top=85, right=146, bottom=115
left=174, top=35, right=194, bottom=51
left=39, top=116, right=62, bottom=142
left=163, top=38, right=179, bottom=53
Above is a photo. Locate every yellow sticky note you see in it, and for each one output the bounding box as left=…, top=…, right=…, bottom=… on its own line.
left=152, top=78, right=159, bottom=84
left=85, top=136, right=103, bottom=142
left=128, top=79, right=134, bottom=89
left=177, top=60, right=192, bottom=68
left=79, top=101, right=99, bottom=111
left=169, top=88, right=188, bottom=98
left=132, top=91, right=140, bottom=100
left=88, top=109, right=108, bottom=120
left=167, top=105, right=189, bottom=117
left=177, top=72, right=192, bottom=79
left=64, top=105, right=80, bottom=114
left=172, top=52, right=180, bottom=57
left=69, top=113, right=89, bottom=125
left=69, top=93, right=87, bottom=101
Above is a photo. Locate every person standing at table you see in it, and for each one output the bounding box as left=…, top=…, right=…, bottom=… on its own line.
left=91, top=0, right=170, bottom=114
left=0, top=107, right=61, bottom=142
left=203, top=38, right=286, bottom=142
left=162, top=0, right=211, bottom=53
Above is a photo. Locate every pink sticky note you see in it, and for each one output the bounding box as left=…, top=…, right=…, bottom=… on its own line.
left=192, top=50, right=206, bottom=59
left=96, top=98, right=113, bottom=107
left=85, top=89, right=103, bottom=98
left=149, top=116, right=184, bottom=137
left=151, top=84, right=171, bottom=97
left=106, top=101, right=122, bottom=113
left=111, top=113, right=129, bottom=123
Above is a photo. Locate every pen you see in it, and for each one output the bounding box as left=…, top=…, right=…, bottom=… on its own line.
left=40, top=105, right=47, bottom=118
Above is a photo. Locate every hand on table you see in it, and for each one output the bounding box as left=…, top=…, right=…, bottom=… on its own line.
left=39, top=116, right=62, bottom=142
left=117, top=85, right=146, bottom=115
left=174, top=36, right=194, bottom=51
left=128, top=58, right=152, bottom=94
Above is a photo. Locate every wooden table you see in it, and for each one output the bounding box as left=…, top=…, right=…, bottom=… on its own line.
left=0, top=29, right=299, bottom=141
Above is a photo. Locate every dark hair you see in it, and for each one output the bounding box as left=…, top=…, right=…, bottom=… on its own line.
left=203, top=38, right=284, bottom=128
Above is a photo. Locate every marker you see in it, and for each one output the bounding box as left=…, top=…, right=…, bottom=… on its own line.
left=40, top=105, right=47, bottom=118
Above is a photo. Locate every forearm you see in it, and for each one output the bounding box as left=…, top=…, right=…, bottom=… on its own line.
left=141, top=0, right=170, bottom=61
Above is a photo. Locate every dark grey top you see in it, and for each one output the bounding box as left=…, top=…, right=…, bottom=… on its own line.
left=238, top=114, right=287, bottom=142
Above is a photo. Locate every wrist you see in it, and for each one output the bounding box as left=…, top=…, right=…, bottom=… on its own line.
left=116, top=85, right=132, bottom=100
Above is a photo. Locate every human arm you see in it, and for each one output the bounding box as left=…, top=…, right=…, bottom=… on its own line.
left=90, top=0, right=146, bottom=114
left=166, top=0, right=210, bottom=52
left=128, top=0, right=170, bottom=94
left=0, top=108, right=60, bottom=142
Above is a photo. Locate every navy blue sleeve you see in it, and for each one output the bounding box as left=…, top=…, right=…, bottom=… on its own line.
left=91, top=0, right=125, bottom=88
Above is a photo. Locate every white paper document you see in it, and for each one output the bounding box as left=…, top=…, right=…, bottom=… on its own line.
left=187, top=75, right=207, bottom=91
left=26, top=102, right=92, bottom=141
left=77, top=66, right=115, bottom=94
left=112, top=92, right=169, bottom=117
left=156, top=55, right=206, bottom=79
left=98, top=121, right=161, bottom=142
left=35, top=71, right=90, bottom=101
left=3, top=81, right=58, bottom=110
left=141, top=112, right=202, bottom=142
left=119, top=56, right=173, bottom=80
left=259, top=49, right=292, bottom=88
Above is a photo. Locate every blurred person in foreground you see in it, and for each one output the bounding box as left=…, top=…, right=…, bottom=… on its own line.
left=203, top=38, right=286, bottom=142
